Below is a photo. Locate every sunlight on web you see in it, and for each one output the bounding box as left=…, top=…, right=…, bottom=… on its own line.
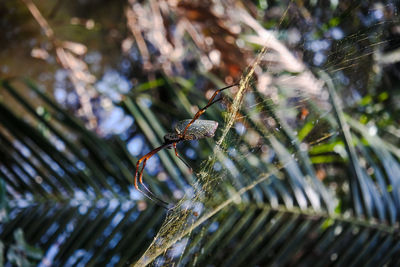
left=133, top=3, right=397, bottom=266
left=133, top=45, right=270, bottom=267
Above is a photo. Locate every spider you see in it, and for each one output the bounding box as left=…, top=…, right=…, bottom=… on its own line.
left=134, top=83, right=240, bottom=208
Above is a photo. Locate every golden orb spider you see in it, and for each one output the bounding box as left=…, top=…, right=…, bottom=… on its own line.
left=134, top=83, right=239, bottom=208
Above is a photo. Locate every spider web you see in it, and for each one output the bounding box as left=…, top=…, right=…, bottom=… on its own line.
left=133, top=3, right=399, bottom=266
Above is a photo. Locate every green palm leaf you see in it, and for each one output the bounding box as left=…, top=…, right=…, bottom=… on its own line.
left=1, top=74, right=400, bottom=265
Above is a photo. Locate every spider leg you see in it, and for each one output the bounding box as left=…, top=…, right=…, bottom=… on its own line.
left=181, top=83, right=239, bottom=137
left=173, top=143, right=193, bottom=173
left=135, top=157, right=168, bottom=208
left=138, top=158, right=170, bottom=208
left=134, top=156, right=145, bottom=191
left=134, top=143, right=172, bottom=209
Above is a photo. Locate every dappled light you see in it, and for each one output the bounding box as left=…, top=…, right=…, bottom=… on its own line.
left=0, top=0, right=400, bottom=266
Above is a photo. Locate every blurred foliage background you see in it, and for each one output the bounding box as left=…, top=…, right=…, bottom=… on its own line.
left=1, top=0, right=400, bottom=266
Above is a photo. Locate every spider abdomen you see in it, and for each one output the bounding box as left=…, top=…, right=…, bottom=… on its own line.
left=175, top=119, right=218, bottom=140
